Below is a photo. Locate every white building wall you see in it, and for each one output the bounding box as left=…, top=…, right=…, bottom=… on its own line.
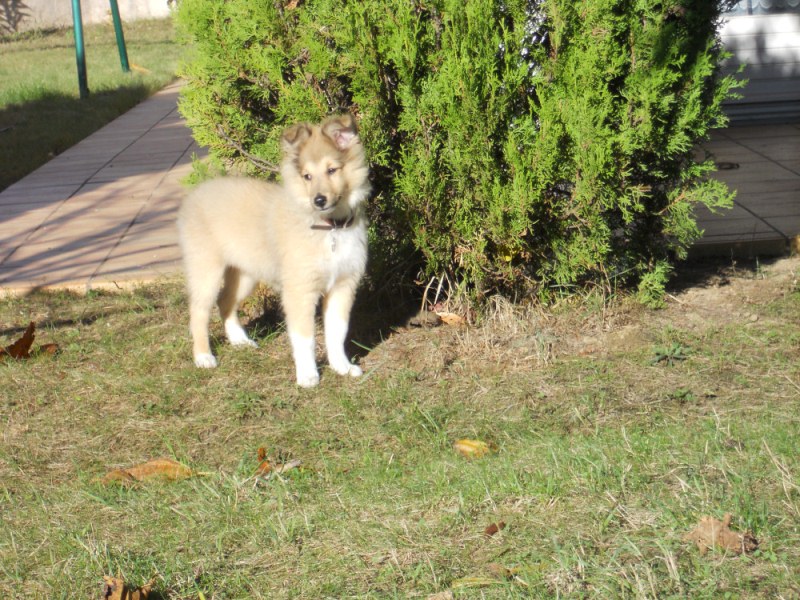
left=2, top=0, right=172, bottom=34
left=720, top=13, right=800, bottom=121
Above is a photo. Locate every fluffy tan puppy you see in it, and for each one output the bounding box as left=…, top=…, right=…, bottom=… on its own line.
left=177, top=114, right=370, bottom=387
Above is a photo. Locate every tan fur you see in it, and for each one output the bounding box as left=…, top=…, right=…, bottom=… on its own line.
left=177, top=114, right=370, bottom=386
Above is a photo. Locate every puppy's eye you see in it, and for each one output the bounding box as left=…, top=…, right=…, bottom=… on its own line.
left=303, top=173, right=312, bottom=181
left=327, top=167, right=338, bottom=176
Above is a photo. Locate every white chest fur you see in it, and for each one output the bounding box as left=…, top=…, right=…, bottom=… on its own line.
left=324, top=225, right=368, bottom=292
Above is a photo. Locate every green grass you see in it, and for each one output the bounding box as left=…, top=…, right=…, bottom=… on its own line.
left=0, top=19, right=178, bottom=191
left=0, top=265, right=799, bottom=598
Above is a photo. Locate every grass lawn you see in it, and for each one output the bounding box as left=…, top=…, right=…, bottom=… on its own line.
left=1, top=258, right=798, bottom=598
left=0, top=18, right=178, bottom=192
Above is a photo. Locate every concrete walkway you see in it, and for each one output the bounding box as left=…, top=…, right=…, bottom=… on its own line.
left=0, top=81, right=203, bottom=295
left=0, top=83, right=798, bottom=295
left=693, top=122, right=800, bottom=257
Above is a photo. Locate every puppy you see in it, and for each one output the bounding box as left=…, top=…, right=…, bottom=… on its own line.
left=177, top=114, right=370, bottom=387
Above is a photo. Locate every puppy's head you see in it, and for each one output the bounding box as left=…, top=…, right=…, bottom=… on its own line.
left=281, top=114, right=369, bottom=217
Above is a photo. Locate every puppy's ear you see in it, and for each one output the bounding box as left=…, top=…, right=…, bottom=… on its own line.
left=281, top=123, right=311, bottom=155
left=322, top=114, right=359, bottom=151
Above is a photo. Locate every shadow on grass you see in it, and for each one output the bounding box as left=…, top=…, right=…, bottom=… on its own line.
left=239, top=282, right=420, bottom=367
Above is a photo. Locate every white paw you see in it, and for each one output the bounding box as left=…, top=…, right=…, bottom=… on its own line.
left=296, top=370, right=320, bottom=388
left=225, top=323, right=258, bottom=348
left=346, top=364, right=363, bottom=378
left=194, top=353, right=218, bottom=368
left=331, top=361, right=363, bottom=378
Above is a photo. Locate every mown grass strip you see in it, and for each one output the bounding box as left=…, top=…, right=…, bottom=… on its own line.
left=0, top=18, right=178, bottom=191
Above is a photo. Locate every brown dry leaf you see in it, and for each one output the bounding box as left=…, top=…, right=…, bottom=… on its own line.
left=683, top=513, right=758, bottom=555
left=436, top=311, right=465, bottom=326
left=0, top=321, right=35, bottom=360
left=254, top=448, right=302, bottom=477
left=102, top=576, right=154, bottom=599
left=35, top=342, right=60, bottom=356
left=101, top=458, right=194, bottom=485
left=255, top=447, right=272, bottom=476
left=1, top=323, right=59, bottom=361
left=453, top=439, right=494, bottom=459
left=484, top=521, right=507, bottom=537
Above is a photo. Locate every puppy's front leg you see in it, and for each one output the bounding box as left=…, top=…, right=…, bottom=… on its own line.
left=283, top=291, right=320, bottom=387
left=323, top=282, right=362, bottom=378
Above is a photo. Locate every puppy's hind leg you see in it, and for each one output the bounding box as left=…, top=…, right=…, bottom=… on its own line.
left=186, top=256, right=226, bottom=368
left=323, top=282, right=362, bottom=378
left=218, top=267, right=258, bottom=349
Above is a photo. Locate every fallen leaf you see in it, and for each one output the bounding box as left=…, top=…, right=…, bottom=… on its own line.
left=0, top=321, right=35, bottom=360
left=35, top=342, right=60, bottom=356
left=436, top=311, right=465, bottom=326
left=102, top=458, right=194, bottom=485
left=255, top=447, right=272, bottom=475
left=483, top=521, right=506, bottom=537
left=453, top=439, right=493, bottom=459
left=254, top=447, right=303, bottom=478
left=1, top=323, right=59, bottom=361
left=683, top=513, right=758, bottom=555
left=102, top=576, right=154, bottom=600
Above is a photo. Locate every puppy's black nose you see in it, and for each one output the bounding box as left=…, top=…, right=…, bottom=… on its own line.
left=313, top=194, right=327, bottom=209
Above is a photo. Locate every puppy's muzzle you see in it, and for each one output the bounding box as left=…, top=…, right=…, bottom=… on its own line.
left=313, top=194, right=328, bottom=209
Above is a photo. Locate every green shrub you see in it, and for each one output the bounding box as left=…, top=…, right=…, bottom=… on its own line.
left=176, top=0, right=739, bottom=303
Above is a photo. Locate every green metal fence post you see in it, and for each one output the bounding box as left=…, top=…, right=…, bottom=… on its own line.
left=71, top=0, right=89, bottom=99
left=108, top=0, right=130, bottom=73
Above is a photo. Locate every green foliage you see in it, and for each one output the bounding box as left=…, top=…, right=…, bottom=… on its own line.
left=175, top=0, right=739, bottom=303
left=636, top=260, right=671, bottom=308
left=651, top=341, right=691, bottom=366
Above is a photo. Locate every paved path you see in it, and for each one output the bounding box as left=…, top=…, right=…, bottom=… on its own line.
left=0, top=81, right=203, bottom=295
left=0, top=82, right=798, bottom=295
left=694, top=122, right=800, bottom=257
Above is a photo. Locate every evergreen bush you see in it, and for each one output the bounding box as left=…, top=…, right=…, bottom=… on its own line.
left=176, top=0, right=739, bottom=304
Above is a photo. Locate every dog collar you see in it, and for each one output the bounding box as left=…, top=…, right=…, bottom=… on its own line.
left=311, top=214, right=355, bottom=231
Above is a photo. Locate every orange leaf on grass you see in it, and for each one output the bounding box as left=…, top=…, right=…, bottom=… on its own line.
left=683, top=513, right=758, bottom=555
left=436, top=311, right=465, bottom=326
left=453, top=439, right=494, bottom=459
left=102, top=576, right=154, bottom=600
left=255, top=447, right=272, bottom=476
left=254, top=447, right=302, bottom=477
left=101, top=458, right=194, bottom=485
left=36, top=342, right=60, bottom=356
